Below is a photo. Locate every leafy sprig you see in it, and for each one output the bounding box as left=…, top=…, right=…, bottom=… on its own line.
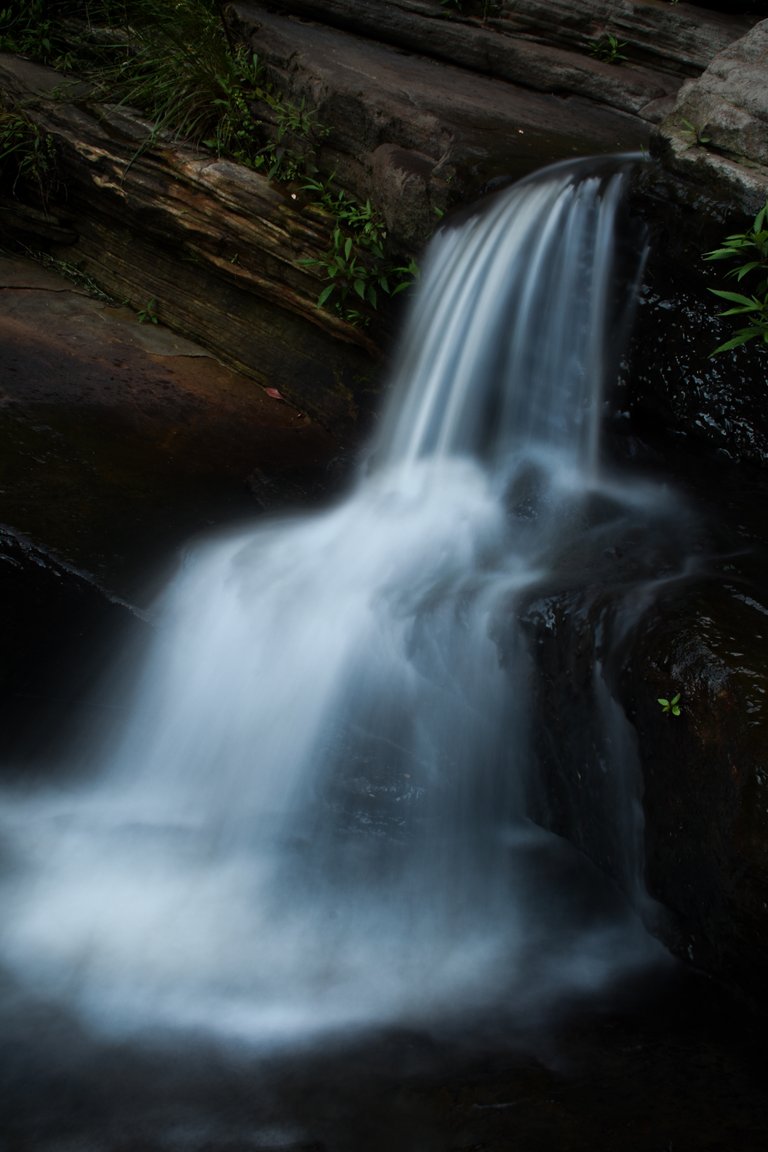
left=704, top=201, right=768, bottom=354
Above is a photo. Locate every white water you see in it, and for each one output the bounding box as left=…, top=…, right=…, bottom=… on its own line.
left=0, top=157, right=683, bottom=1046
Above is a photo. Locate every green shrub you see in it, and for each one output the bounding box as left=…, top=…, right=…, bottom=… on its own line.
left=298, top=179, right=418, bottom=326
left=705, top=200, right=768, bottom=354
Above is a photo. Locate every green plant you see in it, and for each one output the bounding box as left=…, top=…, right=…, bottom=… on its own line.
left=65, top=2, right=326, bottom=184
left=704, top=200, right=768, bottom=354
left=0, top=1, right=56, bottom=61
left=0, top=103, right=58, bottom=204
left=137, top=296, right=158, bottom=324
left=206, top=78, right=327, bottom=182
left=298, top=178, right=419, bottom=325
left=679, top=117, right=712, bottom=148
left=0, top=1, right=115, bottom=71
left=589, top=34, right=628, bottom=65
left=2, top=1, right=411, bottom=328
left=658, top=693, right=682, bottom=717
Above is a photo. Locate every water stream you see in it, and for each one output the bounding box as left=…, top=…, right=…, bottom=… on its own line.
left=0, top=156, right=689, bottom=1052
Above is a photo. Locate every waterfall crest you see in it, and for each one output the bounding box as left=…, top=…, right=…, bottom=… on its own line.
left=0, top=156, right=685, bottom=1045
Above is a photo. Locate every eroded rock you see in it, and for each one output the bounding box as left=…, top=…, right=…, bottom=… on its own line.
left=655, top=19, right=768, bottom=213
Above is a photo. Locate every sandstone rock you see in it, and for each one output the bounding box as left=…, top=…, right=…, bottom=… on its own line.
left=0, top=54, right=378, bottom=433
left=655, top=20, right=768, bottom=215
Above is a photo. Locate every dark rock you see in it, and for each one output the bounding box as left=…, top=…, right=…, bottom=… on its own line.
left=240, top=0, right=752, bottom=85
left=622, top=157, right=768, bottom=467
left=620, top=571, right=768, bottom=1006
left=0, top=526, right=144, bottom=772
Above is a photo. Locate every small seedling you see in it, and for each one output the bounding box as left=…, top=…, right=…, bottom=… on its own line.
left=680, top=118, right=712, bottom=148
left=704, top=199, right=768, bottom=354
left=658, top=693, right=682, bottom=717
left=589, top=34, right=628, bottom=65
left=137, top=298, right=159, bottom=325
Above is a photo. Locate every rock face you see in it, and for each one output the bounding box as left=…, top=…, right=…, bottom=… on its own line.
left=656, top=18, right=768, bottom=214
left=0, top=54, right=377, bottom=433
left=1, top=6, right=763, bottom=439
left=230, top=3, right=657, bottom=248
left=228, top=0, right=757, bottom=243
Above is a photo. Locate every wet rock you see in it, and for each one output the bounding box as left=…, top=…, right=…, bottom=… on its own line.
left=0, top=252, right=339, bottom=598
left=0, top=526, right=144, bottom=771
left=625, top=229, right=768, bottom=467
left=619, top=571, right=768, bottom=1007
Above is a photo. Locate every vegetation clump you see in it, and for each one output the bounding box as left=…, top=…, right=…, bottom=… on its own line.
left=299, top=179, right=418, bottom=326
left=0, top=101, right=58, bottom=204
left=589, top=34, right=628, bottom=65
left=705, top=200, right=768, bottom=355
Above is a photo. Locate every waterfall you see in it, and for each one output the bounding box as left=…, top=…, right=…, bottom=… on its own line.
left=0, top=156, right=686, bottom=1046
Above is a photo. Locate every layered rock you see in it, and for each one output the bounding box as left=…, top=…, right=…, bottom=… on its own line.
left=229, top=1, right=680, bottom=248
left=0, top=54, right=377, bottom=432
left=239, top=0, right=750, bottom=88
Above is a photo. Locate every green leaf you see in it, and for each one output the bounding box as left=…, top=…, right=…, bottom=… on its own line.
left=353, top=278, right=366, bottom=299
left=734, top=262, right=765, bottom=280
left=344, top=236, right=353, bottom=260
left=709, top=331, right=759, bottom=355
left=317, top=283, right=336, bottom=307
left=709, top=289, right=759, bottom=307
left=718, top=304, right=763, bottom=317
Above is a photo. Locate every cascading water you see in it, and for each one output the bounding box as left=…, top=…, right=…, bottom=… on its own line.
left=0, top=156, right=688, bottom=1047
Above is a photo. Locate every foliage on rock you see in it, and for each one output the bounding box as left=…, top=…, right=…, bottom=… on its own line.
left=705, top=200, right=768, bottom=355
left=0, top=99, right=58, bottom=204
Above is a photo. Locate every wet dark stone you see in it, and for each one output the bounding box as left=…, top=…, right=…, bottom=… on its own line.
left=620, top=568, right=768, bottom=1005
left=0, top=526, right=144, bottom=772
left=625, top=177, right=768, bottom=466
